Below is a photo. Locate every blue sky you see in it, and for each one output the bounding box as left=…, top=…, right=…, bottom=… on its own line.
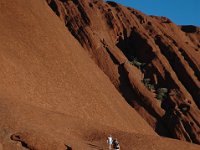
left=109, top=0, right=200, bottom=26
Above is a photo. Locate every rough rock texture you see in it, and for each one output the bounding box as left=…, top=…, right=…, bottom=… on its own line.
left=1, top=0, right=200, bottom=149
left=47, top=0, right=200, bottom=144
left=0, top=0, right=155, bottom=149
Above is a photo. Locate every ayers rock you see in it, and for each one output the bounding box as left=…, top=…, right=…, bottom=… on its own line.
left=0, top=0, right=200, bottom=149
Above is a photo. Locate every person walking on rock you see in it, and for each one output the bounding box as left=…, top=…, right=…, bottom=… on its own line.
left=113, top=139, right=120, bottom=150
left=107, top=135, right=113, bottom=150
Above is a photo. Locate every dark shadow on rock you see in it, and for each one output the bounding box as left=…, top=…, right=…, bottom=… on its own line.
left=181, top=25, right=198, bottom=33
left=155, top=36, right=200, bottom=108
left=65, top=144, right=72, bottom=150
left=106, top=1, right=118, bottom=7
left=116, top=30, right=156, bottom=64
left=48, top=0, right=60, bottom=16
left=118, top=64, right=138, bottom=104
left=87, top=143, right=103, bottom=150
left=118, top=64, right=171, bottom=137
left=155, top=118, right=173, bottom=138
left=105, top=47, right=120, bottom=65
left=10, top=133, right=31, bottom=150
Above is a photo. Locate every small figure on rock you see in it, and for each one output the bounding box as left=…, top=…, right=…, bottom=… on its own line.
left=107, top=135, right=113, bottom=150
left=112, top=139, right=120, bottom=150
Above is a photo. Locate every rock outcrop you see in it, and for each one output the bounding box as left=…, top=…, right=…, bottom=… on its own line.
left=0, top=0, right=155, bottom=149
left=1, top=0, right=200, bottom=149
left=47, top=0, right=200, bottom=144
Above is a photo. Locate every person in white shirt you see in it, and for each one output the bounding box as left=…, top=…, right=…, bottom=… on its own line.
left=107, top=135, right=113, bottom=150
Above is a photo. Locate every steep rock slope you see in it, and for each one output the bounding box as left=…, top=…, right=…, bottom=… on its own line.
left=1, top=0, right=200, bottom=149
left=0, top=0, right=156, bottom=149
left=47, top=0, right=200, bottom=144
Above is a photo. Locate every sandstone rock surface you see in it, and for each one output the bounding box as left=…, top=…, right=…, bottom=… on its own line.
left=0, top=0, right=200, bottom=149
left=47, top=0, right=200, bottom=144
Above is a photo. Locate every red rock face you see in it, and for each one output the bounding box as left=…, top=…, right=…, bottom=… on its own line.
left=47, top=0, right=200, bottom=144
